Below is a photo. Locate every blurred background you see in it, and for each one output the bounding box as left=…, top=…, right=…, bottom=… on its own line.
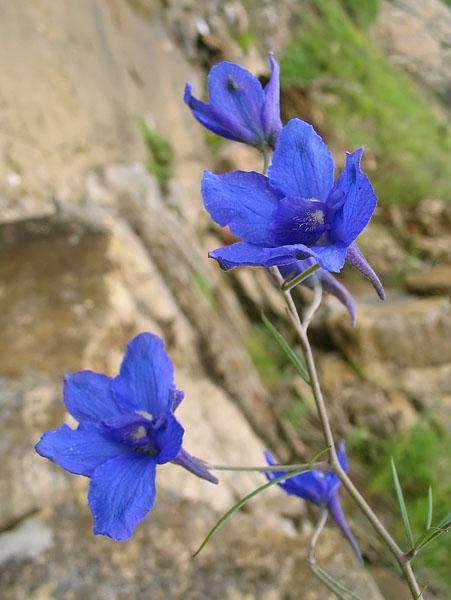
left=0, top=1, right=450, bottom=598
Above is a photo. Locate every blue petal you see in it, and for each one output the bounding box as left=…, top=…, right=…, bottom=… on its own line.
left=35, top=422, right=126, bottom=477
left=328, top=489, right=363, bottom=563
left=111, top=333, right=174, bottom=415
left=331, top=149, right=377, bottom=245
left=261, top=53, right=282, bottom=149
left=346, top=242, right=386, bottom=300
left=63, top=371, right=120, bottom=423
left=173, top=448, right=219, bottom=484
left=208, top=61, right=266, bottom=145
left=184, top=83, right=253, bottom=144
left=155, top=411, right=184, bottom=465
left=337, top=439, right=348, bottom=472
left=202, top=171, right=279, bottom=244
left=264, top=452, right=327, bottom=504
left=170, top=388, right=184, bottom=412
left=269, top=196, right=330, bottom=246
left=88, top=454, right=157, bottom=542
left=268, top=119, right=335, bottom=202
left=209, top=240, right=348, bottom=273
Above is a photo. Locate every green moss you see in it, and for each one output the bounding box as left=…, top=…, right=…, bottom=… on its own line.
left=139, top=119, right=174, bottom=190
left=369, top=422, right=451, bottom=593
left=280, top=0, right=451, bottom=205
left=234, top=30, right=256, bottom=53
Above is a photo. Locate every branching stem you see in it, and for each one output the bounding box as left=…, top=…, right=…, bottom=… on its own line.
left=271, top=266, right=423, bottom=600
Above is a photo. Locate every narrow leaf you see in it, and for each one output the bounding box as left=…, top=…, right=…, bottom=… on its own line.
left=426, top=486, right=433, bottom=530
left=261, top=312, right=310, bottom=383
left=314, top=566, right=362, bottom=600
left=193, top=468, right=310, bottom=557
left=193, top=447, right=329, bottom=558
left=416, top=582, right=429, bottom=599
left=390, top=456, right=414, bottom=547
left=414, top=518, right=451, bottom=553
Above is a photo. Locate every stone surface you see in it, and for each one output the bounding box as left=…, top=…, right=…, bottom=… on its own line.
left=375, top=0, right=451, bottom=102
left=405, top=266, right=451, bottom=296
left=328, top=295, right=451, bottom=368
left=0, top=491, right=384, bottom=600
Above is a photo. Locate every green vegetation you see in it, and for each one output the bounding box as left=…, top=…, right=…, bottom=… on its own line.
left=369, top=422, right=451, bottom=593
left=234, top=30, right=256, bottom=53
left=280, top=0, right=451, bottom=205
left=193, top=272, right=217, bottom=310
left=139, top=118, right=174, bottom=189
left=247, top=323, right=289, bottom=388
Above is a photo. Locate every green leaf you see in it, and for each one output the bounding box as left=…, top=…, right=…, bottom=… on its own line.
left=193, top=447, right=329, bottom=558
left=426, top=486, right=433, bottom=530
left=313, top=565, right=362, bottom=600
left=416, top=582, right=429, bottom=599
left=414, top=517, right=451, bottom=554
left=390, top=456, right=414, bottom=547
left=261, top=312, right=310, bottom=383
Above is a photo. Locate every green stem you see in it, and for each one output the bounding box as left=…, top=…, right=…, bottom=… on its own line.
left=201, top=461, right=330, bottom=473
left=282, top=263, right=321, bottom=292
left=272, top=267, right=423, bottom=599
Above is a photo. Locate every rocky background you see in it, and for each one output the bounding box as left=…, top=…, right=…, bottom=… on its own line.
left=0, top=1, right=450, bottom=599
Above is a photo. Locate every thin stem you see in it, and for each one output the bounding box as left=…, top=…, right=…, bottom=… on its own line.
left=309, top=508, right=348, bottom=600
left=282, top=263, right=321, bottom=292
left=200, top=461, right=330, bottom=473
left=303, top=279, right=323, bottom=332
left=277, top=270, right=423, bottom=599
left=309, top=507, right=329, bottom=566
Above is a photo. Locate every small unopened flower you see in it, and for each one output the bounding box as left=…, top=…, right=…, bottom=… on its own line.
left=202, top=118, right=384, bottom=299
left=264, top=441, right=362, bottom=562
left=36, top=333, right=217, bottom=542
left=184, top=53, right=282, bottom=151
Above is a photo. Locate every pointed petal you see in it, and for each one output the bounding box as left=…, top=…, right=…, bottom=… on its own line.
left=208, top=61, right=265, bottom=145
left=331, top=149, right=377, bottom=245
left=346, top=243, right=385, bottom=300
left=111, top=333, right=174, bottom=415
left=268, top=119, right=335, bottom=202
left=35, top=422, right=126, bottom=477
left=202, top=170, right=278, bottom=244
left=172, top=448, right=219, bottom=484
left=318, top=271, right=356, bottom=326
left=262, top=52, right=282, bottom=149
left=63, top=371, right=119, bottom=423
left=88, top=454, right=157, bottom=542
left=170, top=388, right=184, bottom=413
left=337, top=439, right=348, bottom=472
left=184, top=83, right=253, bottom=143
left=328, top=490, right=363, bottom=563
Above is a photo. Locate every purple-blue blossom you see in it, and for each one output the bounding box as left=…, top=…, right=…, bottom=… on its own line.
left=184, top=53, right=282, bottom=151
left=35, top=333, right=217, bottom=542
left=265, top=441, right=363, bottom=562
left=202, top=118, right=385, bottom=299
left=278, top=259, right=356, bottom=326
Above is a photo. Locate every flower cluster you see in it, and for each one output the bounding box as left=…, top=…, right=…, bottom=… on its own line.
left=36, top=333, right=217, bottom=542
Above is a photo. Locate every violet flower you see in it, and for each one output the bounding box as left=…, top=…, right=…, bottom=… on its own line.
left=36, top=333, right=217, bottom=542
left=184, top=53, right=282, bottom=151
left=202, top=118, right=385, bottom=299
left=265, top=441, right=363, bottom=562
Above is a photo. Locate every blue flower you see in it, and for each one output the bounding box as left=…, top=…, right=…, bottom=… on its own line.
left=202, top=118, right=385, bottom=298
left=184, top=53, right=282, bottom=151
left=279, top=258, right=356, bottom=326
left=35, top=333, right=218, bottom=542
left=265, top=441, right=363, bottom=562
